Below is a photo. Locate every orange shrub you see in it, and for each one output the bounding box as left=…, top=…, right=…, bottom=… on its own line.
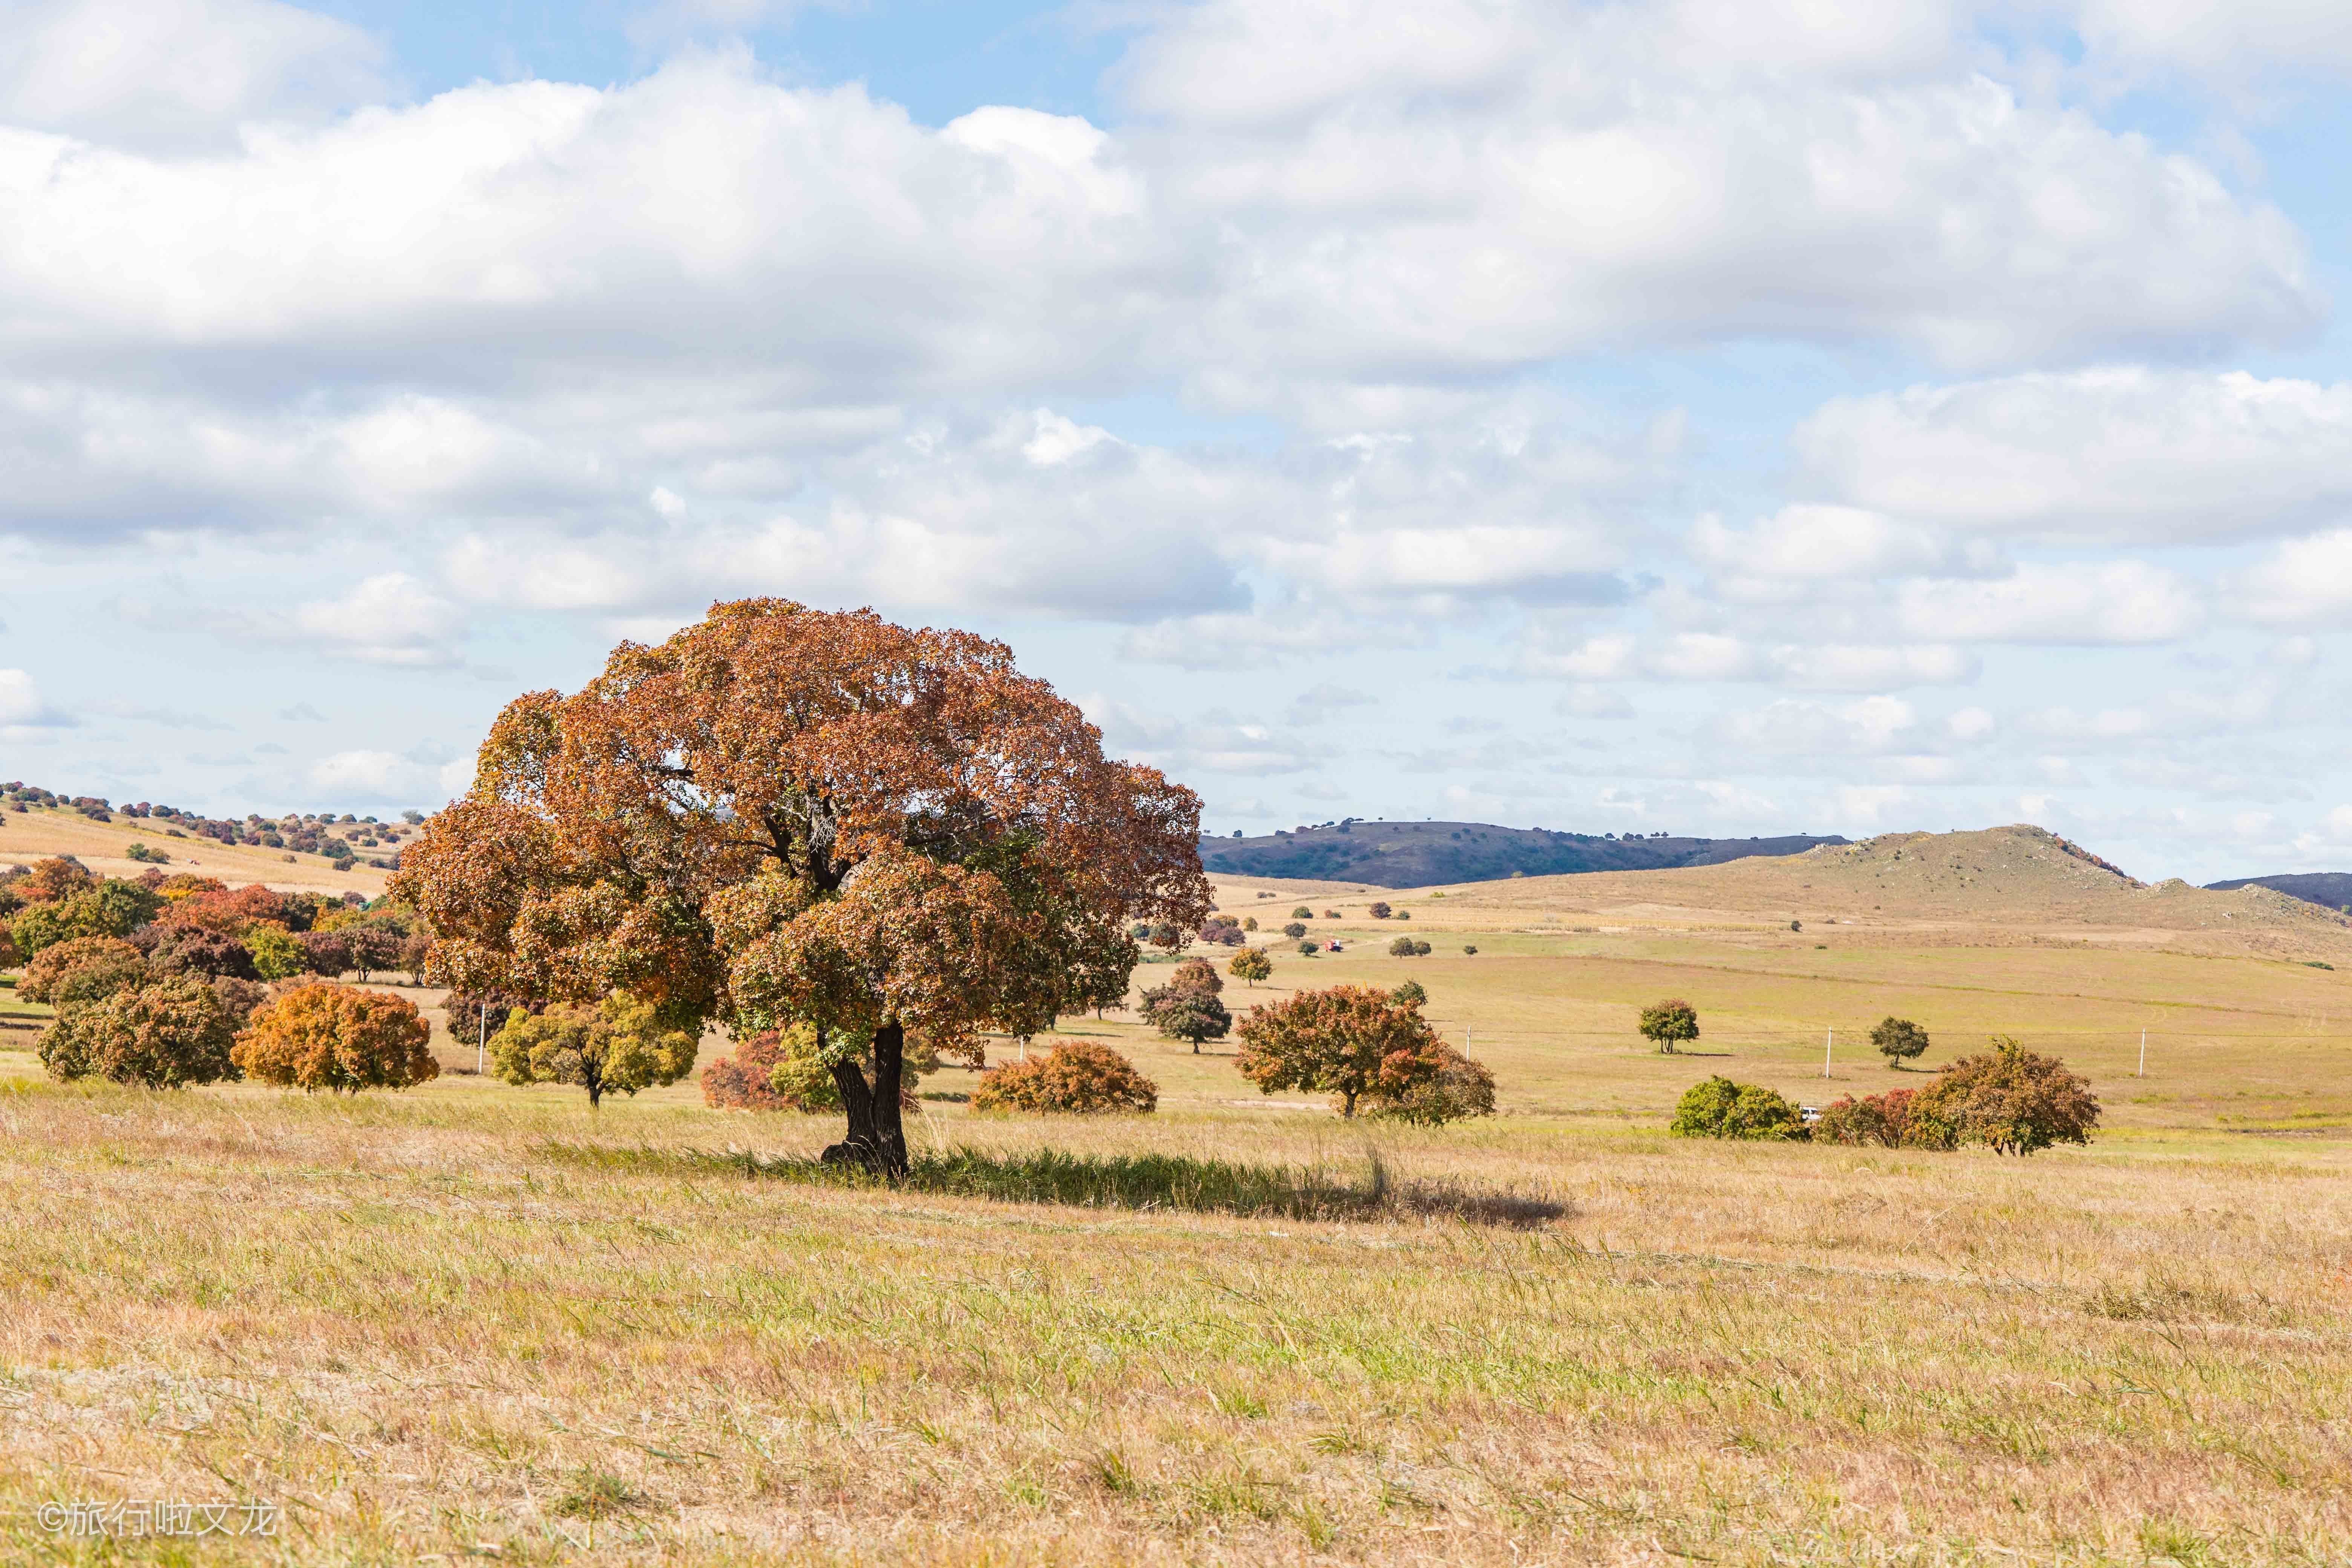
left=970, top=1041, right=1157, bottom=1114
left=232, top=983, right=438, bottom=1092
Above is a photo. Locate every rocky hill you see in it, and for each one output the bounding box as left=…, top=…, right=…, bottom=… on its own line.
left=2206, top=872, right=2352, bottom=912
left=1199, top=819, right=1846, bottom=888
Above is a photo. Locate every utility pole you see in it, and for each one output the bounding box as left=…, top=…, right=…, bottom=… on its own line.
left=478, top=1001, right=487, bottom=1078
left=2137, top=1028, right=2146, bottom=1078
left=1822, top=1027, right=1833, bottom=1078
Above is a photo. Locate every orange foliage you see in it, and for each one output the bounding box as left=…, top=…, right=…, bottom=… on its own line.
left=231, top=984, right=438, bottom=1093
left=392, top=599, right=1209, bottom=1171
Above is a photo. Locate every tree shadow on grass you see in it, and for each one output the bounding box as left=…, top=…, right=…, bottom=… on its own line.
left=536, top=1140, right=1568, bottom=1229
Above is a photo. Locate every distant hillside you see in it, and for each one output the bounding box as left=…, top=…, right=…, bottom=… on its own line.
left=1199, top=820, right=1847, bottom=888
left=2207, top=872, right=2352, bottom=912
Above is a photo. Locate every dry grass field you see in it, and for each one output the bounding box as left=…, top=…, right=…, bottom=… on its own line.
left=3, top=831, right=2349, bottom=1564
left=0, top=806, right=392, bottom=899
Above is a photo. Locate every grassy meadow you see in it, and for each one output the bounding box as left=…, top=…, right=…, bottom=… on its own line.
left=3, top=883, right=2350, bottom=1563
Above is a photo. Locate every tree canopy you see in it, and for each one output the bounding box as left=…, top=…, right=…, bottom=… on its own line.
left=394, top=599, right=1210, bottom=1170
left=1638, top=998, right=1700, bottom=1053
left=1234, top=984, right=1448, bottom=1118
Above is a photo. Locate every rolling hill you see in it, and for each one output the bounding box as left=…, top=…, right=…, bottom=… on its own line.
left=2207, top=871, right=2352, bottom=911
left=1199, top=819, right=1846, bottom=888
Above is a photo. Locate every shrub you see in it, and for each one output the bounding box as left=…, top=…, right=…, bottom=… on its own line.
left=1291, top=905, right=1313, bottom=919
left=1395, top=910, right=1410, bottom=920
left=1670, top=1076, right=1807, bottom=1140
left=1146, top=922, right=1183, bottom=950
left=1390, top=978, right=1427, bottom=1006
left=1322, top=910, right=1340, bottom=919
left=246, top=925, right=309, bottom=981
left=1236, top=985, right=1449, bottom=1118
left=125, top=842, right=171, bottom=864
left=1387, top=936, right=1418, bottom=957
left=143, top=927, right=260, bottom=982
left=971, top=1041, right=1158, bottom=1114
left=1638, top=998, right=1699, bottom=1053
left=1296, top=939, right=1318, bottom=955
left=19, top=856, right=95, bottom=903
left=7, top=902, right=74, bottom=960
left=41, top=976, right=238, bottom=1088
left=1873, top=1016, right=1931, bottom=1066
left=1462, top=945, right=1478, bottom=955
left=703, top=1026, right=841, bottom=1112
left=19, top=936, right=145, bottom=1005
left=1228, top=947, right=1272, bottom=986
left=1366, top=1042, right=1496, bottom=1125
left=1282, top=922, right=1308, bottom=939
left=1910, top=1037, right=2099, bottom=1155
left=1813, top=1087, right=1918, bottom=1147
left=1240, top=916, right=1257, bottom=931
left=232, top=985, right=439, bottom=1092
left=1368, top=902, right=1392, bottom=919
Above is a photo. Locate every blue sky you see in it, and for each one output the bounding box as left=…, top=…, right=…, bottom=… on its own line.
left=5, top=0, right=2352, bottom=884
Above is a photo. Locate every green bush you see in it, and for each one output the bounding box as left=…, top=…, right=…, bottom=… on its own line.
left=1670, top=1076, right=1807, bottom=1141
left=971, top=1041, right=1157, bottom=1114
left=41, top=976, right=238, bottom=1088
left=1282, top=922, right=1308, bottom=939
left=1390, top=979, right=1426, bottom=1006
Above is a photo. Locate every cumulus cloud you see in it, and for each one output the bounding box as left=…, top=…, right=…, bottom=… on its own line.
left=0, top=668, right=75, bottom=732
left=1795, top=369, right=2352, bottom=543
left=1895, top=561, right=2205, bottom=643
left=2230, top=530, right=2352, bottom=627
left=0, top=0, right=387, bottom=149
left=1522, top=632, right=1978, bottom=689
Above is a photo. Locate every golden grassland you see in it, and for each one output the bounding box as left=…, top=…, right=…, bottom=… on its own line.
left=0, top=805, right=393, bottom=897
left=3, top=847, right=2352, bottom=1563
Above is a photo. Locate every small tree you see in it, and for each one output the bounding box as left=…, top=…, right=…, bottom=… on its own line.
left=1296, top=939, right=1318, bottom=955
left=1322, top=910, right=1340, bottom=919
left=1462, top=945, right=1478, bottom=955
left=1368, top=902, right=1392, bottom=919
left=1291, top=906, right=1313, bottom=919
left=971, top=1040, right=1157, bottom=1114
left=144, top=928, right=260, bottom=982
left=340, top=925, right=404, bottom=983
left=1170, top=956, right=1223, bottom=995
left=1669, top=1076, right=1805, bottom=1140
left=1228, top=947, right=1272, bottom=986
left=703, top=1028, right=819, bottom=1112
left=1872, top=1016, right=1930, bottom=1067
left=1638, top=998, right=1699, bottom=1053
left=20, top=936, right=145, bottom=1006
left=40, top=976, right=237, bottom=1088
left=1282, top=922, right=1308, bottom=939
left=1390, top=978, right=1426, bottom=1006
left=1234, top=985, right=1447, bottom=1118
left=1387, top=936, right=1417, bottom=957
left=1241, top=916, right=1257, bottom=931
left=232, top=984, right=439, bottom=1092
left=489, top=993, right=698, bottom=1108
left=1139, top=985, right=1232, bottom=1052
left=299, top=929, right=352, bottom=978
left=1910, top=1037, right=2099, bottom=1155
left=247, top=925, right=309, bottom=982
left=1365, top=1042, right=1495, bottom=1125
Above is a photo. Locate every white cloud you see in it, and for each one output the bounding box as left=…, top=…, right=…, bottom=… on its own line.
left=0, top=668, right=74, bottom=730
left=1721, top=695, right=1920, bottom=755
left=2071, top=0, right=2352, bottom=87
left=1796, top=369, right=2352, bottom=543
left=1522, top=632, right=1978, bottom=688
left=1692, top=505, right=2004, bottom=588
left=0, top=0, right=387, bottom=149
left=2231, top=530, right=2352, bottom=627
left=308, top=748, right=453, bottom=806
left=290, top=574, right=466, bottom=666
left=1896, top=561, right=2205, bottom=643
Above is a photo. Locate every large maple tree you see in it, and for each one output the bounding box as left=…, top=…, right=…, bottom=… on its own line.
left=392, top=599, right=1210, bottom=1171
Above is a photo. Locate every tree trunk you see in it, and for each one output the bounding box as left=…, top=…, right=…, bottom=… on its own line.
left=869, top=1020, right=909, bottom=1176
left=823, top=1023, right=882, bottom=1169
left=1341, top=1090, right=1357, bottom=1118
